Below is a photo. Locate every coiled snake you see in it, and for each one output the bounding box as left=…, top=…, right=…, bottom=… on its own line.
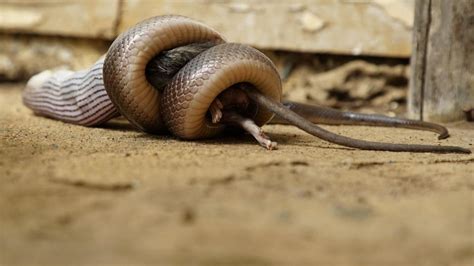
left=22, top=15, right=471, bottom=153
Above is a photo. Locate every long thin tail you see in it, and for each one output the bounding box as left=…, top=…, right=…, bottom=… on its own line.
left=245, top=89, right=470, bottom=154
left=270, top=101, right=449, bottom=139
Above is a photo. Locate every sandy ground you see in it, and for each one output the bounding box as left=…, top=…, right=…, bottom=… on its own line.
left=1, top=83, right=473, bottom=266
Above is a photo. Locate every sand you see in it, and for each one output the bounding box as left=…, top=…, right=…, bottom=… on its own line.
left=1, top=83, right=473, bottom=266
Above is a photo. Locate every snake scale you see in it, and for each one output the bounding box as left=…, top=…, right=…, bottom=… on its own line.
left=22, top=15, right=471, bottom=153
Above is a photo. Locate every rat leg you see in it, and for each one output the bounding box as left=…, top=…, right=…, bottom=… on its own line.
left=221, top=111, right=277, bottom=150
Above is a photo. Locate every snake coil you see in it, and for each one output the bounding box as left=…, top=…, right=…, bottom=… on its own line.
left=22, top=15, right=471, bottom=154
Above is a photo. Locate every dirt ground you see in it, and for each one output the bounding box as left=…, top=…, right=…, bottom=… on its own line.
left=1, top=83, right=473, bottom=266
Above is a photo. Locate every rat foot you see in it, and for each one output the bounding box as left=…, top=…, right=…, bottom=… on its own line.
left=209, top=98, right=224, bottom=123
left=222, top=111, right=277, bottom=150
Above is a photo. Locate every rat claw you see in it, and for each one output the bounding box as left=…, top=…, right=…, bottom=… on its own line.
left=265, top=141, right=278, bottom=150
left=221, top=111, right=278, bottom=150
left=258, top=133, right=278, bottom=150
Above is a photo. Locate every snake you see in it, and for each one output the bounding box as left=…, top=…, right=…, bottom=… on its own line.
left=22, top=15, right=471, bottom=154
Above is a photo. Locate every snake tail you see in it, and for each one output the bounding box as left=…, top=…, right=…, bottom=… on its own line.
left=22, top=58, right=119, bottom=126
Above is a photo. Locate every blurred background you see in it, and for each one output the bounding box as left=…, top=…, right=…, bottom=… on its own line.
left=0, top=0, right=414, bottom=116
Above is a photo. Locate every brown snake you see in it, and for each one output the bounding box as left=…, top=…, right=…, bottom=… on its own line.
left=22, top=15, right=471, bottom=153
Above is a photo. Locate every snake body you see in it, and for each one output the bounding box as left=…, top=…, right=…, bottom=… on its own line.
left=23, top=58, right=119, bottom=126
left=103, top=15, right=228, bottom=134
left=22, top=15, right=471, bottom=153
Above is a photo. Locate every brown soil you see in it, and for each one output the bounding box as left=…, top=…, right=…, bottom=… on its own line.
left=1, top=83, right=473, bottom=266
